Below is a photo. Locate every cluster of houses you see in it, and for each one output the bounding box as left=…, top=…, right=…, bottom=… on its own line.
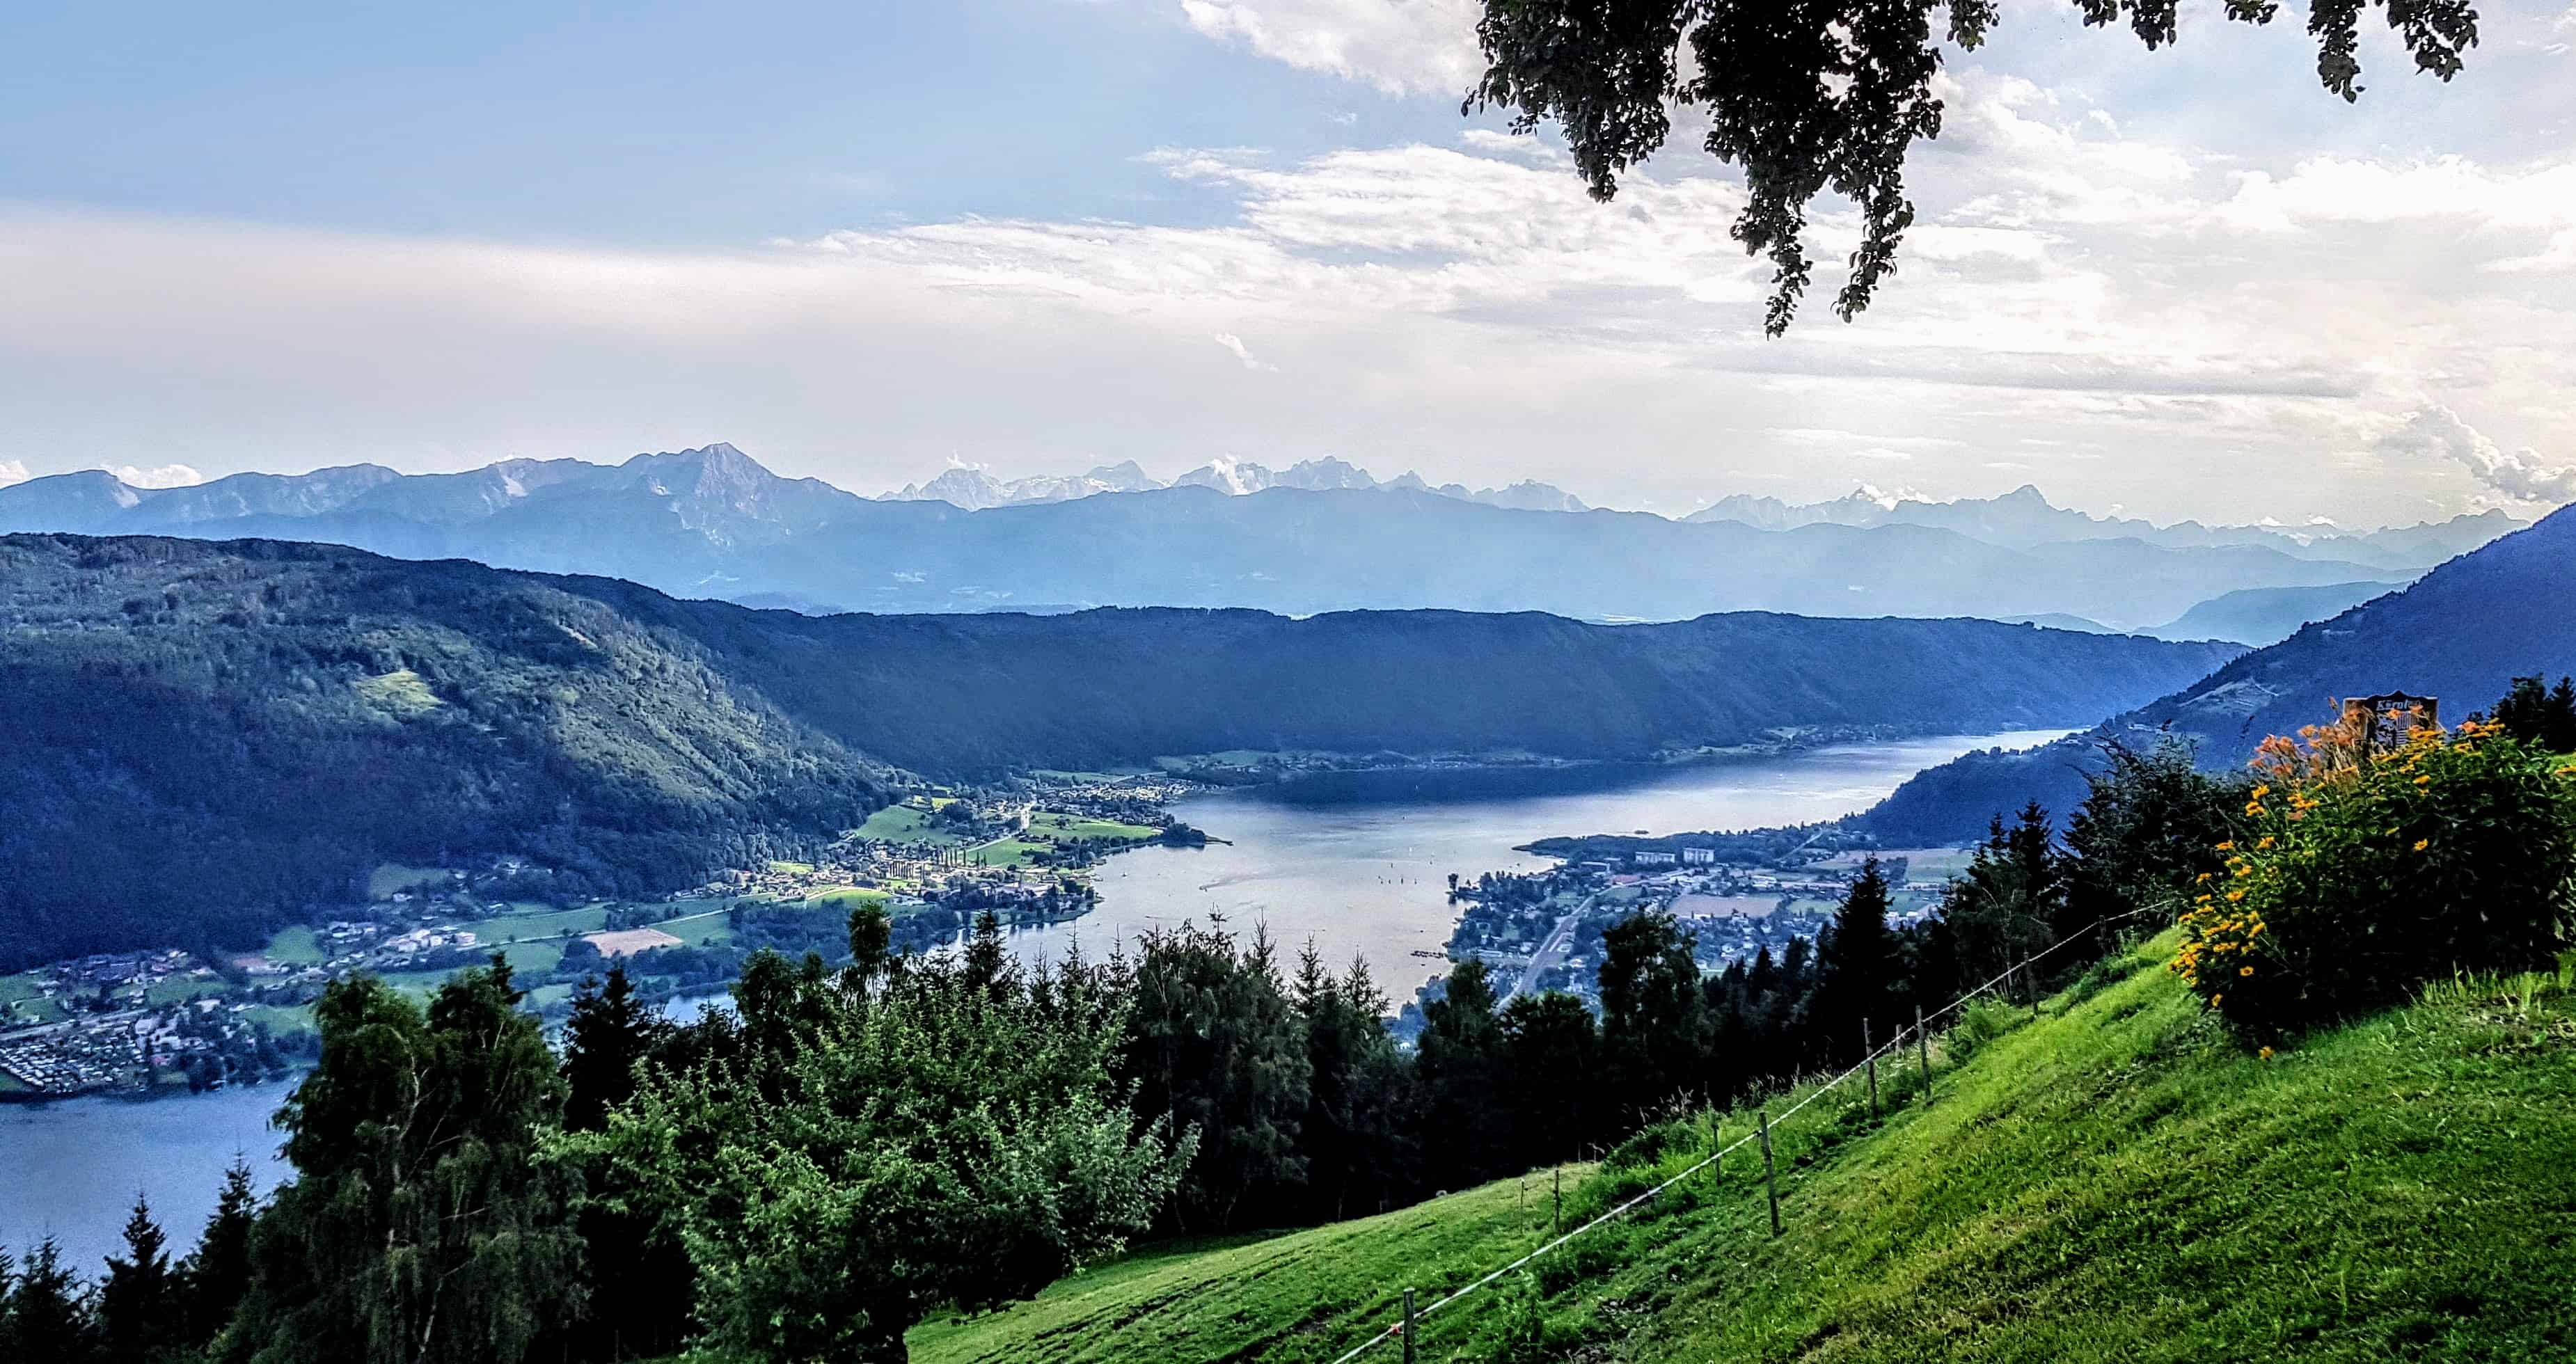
left=0, top=1016, right=145, bottom=1097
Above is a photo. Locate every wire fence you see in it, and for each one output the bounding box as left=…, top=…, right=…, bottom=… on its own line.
left=1324, top=903, right=2173, bottom=1364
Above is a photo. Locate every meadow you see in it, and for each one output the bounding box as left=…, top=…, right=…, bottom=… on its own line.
left=911, top=933, right=2576, bottom=1363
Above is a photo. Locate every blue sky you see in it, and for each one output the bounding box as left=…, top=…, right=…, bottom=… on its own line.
left=1, top=1, right=1453, bottom=240
left=3, top=0, right=2574, bottom=525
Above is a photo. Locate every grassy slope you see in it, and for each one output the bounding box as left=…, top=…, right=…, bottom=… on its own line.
left=913, top=935, right=2576, bottom=1363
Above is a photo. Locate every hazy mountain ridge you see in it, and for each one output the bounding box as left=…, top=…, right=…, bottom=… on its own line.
left=0, top=446, right=2435, bottom=626
left=1858, top=505, right=2576, bottom=843
left=2142, top=580, right=2405, bottom=647
left=1686, top=482, right=2521, bottom=572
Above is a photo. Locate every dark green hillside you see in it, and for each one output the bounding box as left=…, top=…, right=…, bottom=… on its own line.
left=0, top=534, right=2239, bottom=965
left=1863, top=503, right=2576, bottom=843
left=0, top=535, right=890, bottom=969
left=572, top=588, right=2241, bottom=778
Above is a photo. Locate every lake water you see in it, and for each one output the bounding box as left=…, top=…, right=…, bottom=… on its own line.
left=978, top=729, right=2070, bottom=999
left=0, top=728, right=2060, bottom=1274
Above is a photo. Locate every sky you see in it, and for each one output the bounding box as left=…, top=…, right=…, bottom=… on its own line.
left=3, top=0, right=2575, bottom=527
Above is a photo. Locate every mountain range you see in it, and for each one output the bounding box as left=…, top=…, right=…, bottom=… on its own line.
left=0, top=532, right=2241, bottom=967
left=0, top=445, right=2517, bottom=628
left=1684, top=484, right=2520, bottom=571
left=1858, top=502, right=2576, bottom=843
left=882, top=454, right=1591, bottom=513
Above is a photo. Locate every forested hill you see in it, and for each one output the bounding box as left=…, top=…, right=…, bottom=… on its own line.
left=0, top=535, right=894, bottom=969
left=1862, top=503, right=2576, bottom=843
left=0, top=534, right=2241, bottom=966
left=584, top=592, right=2242, bottom=777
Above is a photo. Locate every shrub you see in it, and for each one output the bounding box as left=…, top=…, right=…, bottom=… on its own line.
left=2173, top=714, right=2576, bottom=1037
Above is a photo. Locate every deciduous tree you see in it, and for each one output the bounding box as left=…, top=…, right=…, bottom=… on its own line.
left=1469, top=0, right=2481, bottom=333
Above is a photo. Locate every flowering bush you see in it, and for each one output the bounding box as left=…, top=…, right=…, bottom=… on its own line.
left=2173, top=711, right=2576, bottom=1037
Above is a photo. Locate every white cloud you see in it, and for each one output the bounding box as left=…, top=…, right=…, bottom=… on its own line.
left=1178, top=0, right=1483, bottom=97
left=6, top=54, right=2576, bottom=527
left=2376, top=405, right=2576, bottom=505
left=0, top=459, right=27, bottom=488
left=107, top=463, right=205, bottom=489
left=1212, top=331, right=1276, bottom=370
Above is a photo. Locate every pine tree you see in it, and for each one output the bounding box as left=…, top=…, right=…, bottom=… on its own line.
left=1416, top=959, right=1512, bottom=1184
left=97, top=1196, right=179, bottom=1363
left=2488, top=675, right=2576, bottom=753
left=6, top=1237, right=96, bottom=1363
left=182, top=1160, right=259, bottom=1352
left=1810, top=857, right=1902, bottom=1065
left=562, top=964, right=667, bottom=1132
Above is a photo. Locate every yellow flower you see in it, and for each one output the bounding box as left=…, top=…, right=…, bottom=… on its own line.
left=2413, top=839, right=2430, bottom=852
left=2414, top=775, right=2432, bottom=786
left=2216, top=841, right=2236, bottom=852
left=2259, top=1046, right=2275, bottom=1060
left=2211, top=994, right=2224, bottom=1007
left=2257, top=836, right=2277, bottom=850
left=2227, top=889, right=2246, bottom=902
left=2239, top=965, right=2254, bottom=977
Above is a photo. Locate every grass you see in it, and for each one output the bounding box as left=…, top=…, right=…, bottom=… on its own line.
left=803, top=887, right=892, bottom=910
left=1, top=972, right=69, bottom=1025
left=1020, top=813, right=1160, bottom=845
left=461, top=905, right=611, bottom=943
left=856, top=804, right=968, bottom=845
left=912, top=933, right=2576, bottom=1363
left=655, top=910, right=736, bottom=946
left=969, top=839, right=1052, bottom=869
left=366, top=862, right=452, bottom=899
left=244, top=1004, right=316, bottom=1039
left=263, top=924, right=326, bottom=965
left=146, top=974, right=233, bottom=1007
left=352, top=667, right=444, bottom=715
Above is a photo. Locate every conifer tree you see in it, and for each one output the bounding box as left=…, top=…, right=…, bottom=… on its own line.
left=562, top=964, right=666, bottom=1133
left=97, top=1196, right=179, bottom=1363
left=6, top=1237, right=96, bottom=1363
left=183, top=1160, right=260, bottom=1352
left=1810, top=857, right=1902, bottom=1065
left=1416, top=959, right=1512, bottom=1183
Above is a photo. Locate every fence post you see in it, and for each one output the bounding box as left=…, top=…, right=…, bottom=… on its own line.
left=1864, top=1018, right=1879, bottom=1120
left=1552, top=1164, right=1562, bottom=1237
left=1402, top=1287, right=1416, bottom=1364
left=1915, top=1004, right=1931, bottom=1103
left=1759, top=1107, right=1781, bottom=1237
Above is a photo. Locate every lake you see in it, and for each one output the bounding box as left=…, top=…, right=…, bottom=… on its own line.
left=979, top=729, right=2070, bottom=999
left=0, top=727, right=2060, bottom=1274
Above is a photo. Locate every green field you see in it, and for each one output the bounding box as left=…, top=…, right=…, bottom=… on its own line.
left=146, top=974, right=234, bottom=1007
left=1020, top=813, right=1159, bottom=844
left=365, top=862, right=452, bottom=899
left=0, top=971, right=67, bottom=1025
left=913, top=935, right=2576, bottom=1363
left=655, top=910, right=736, bottom=946
left=262, top=924, right=326, bottom=965
left=857, top=803, right=969, bottom=845
left=803, top=887, right=892, bottom=910
left=461, top=905, right=612, bottom=944
left=243, top=1004, right=316, bottom=1039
